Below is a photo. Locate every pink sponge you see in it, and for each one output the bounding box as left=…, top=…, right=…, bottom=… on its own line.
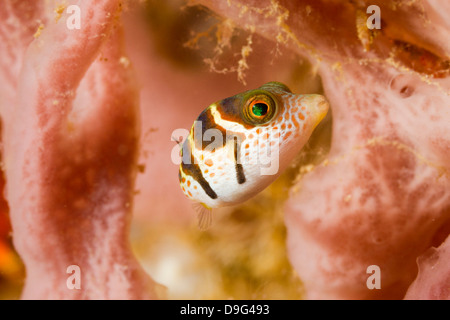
left=1, top=1, right=158, bottom=299
left=405, top=235, right=450, bottom=300
left=199, top=0, right=450, bottom=299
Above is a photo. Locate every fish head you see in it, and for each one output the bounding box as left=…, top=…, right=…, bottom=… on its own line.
left=179, top=82, right=329, bottom=208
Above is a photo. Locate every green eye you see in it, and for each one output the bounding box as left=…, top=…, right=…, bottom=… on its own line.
left=242, top=92, right=277, bottom=125
left=252, top=102, right=269, bottom=117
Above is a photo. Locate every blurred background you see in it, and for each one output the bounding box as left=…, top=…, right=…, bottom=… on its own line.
left=0, top=0, right=331, bottom=299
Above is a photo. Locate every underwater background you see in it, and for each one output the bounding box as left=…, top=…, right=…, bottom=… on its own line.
left=0, top=0, right=449, bottom=300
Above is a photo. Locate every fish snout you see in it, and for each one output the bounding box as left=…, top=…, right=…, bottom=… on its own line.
left=303, top=94, right=329, bottom=128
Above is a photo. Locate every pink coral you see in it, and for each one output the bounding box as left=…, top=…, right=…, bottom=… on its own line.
left=405, top=235, right=450, bottom=299
left=1, top=1, right=158, bottom=299
left=197, top=0, right=450, bottom=299
left=1, top=0, right=449, bottom=300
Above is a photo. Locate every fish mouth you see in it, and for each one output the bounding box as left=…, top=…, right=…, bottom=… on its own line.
left=302, top=94, right=330, bottom=129
left=315, top=97, right=330, bottom=125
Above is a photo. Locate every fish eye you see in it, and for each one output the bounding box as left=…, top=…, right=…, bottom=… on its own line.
left=243, top=93, right=277, bottom=125
left=250, top=101, right=269, bottom=118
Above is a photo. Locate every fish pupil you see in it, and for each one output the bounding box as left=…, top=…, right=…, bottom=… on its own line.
left=252, top=103, right=268, bottom=117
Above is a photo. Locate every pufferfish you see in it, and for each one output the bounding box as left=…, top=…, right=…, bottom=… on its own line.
left=178, top=82, right=329, bottom=229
